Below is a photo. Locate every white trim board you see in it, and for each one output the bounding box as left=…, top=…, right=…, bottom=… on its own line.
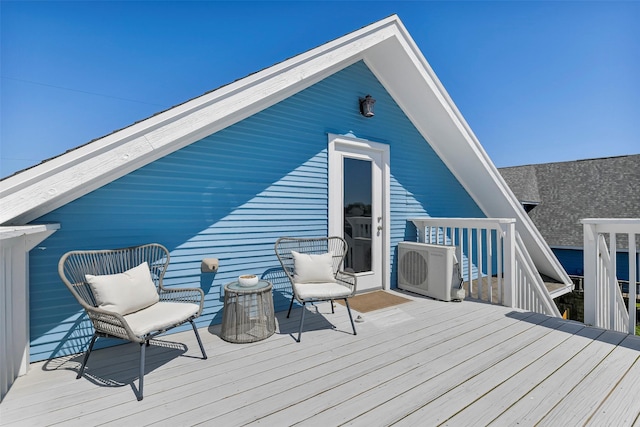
left=328, top=133, right=391, bottom=291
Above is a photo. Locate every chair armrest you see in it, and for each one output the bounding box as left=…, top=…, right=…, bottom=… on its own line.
left=158, top=287, right=205, bottom=315
left=335, top=271, right=357, bottom=295
left=84, top=306, right=142, bottom=342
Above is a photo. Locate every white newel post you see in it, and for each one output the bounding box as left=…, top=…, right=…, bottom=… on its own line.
left=609, top=233, right=618, bottom=330
left=629, top=234, right=637, bottom=332
left=502, top=221, right=516, bottom=308
left=583, top=222, right=597, bottom=327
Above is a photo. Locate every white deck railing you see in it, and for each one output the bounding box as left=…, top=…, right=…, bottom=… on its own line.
left=583, top=219, right=640, bottom=334
left=409, top=218, right=560, bottom=317
left=513, top=232, right=562, bottom=317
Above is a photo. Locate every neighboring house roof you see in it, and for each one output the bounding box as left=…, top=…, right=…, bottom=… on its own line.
left=0, top=15, right=570, bottom=284
left=500, top=154, right=640, bottom=248
left=498, top=165, right=541, bottom=206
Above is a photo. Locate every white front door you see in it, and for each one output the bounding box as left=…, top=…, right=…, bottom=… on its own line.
left=328, top=134, right=390, bottom=292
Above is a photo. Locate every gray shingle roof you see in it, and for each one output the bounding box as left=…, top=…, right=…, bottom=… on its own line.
left=498, top=165, right=541, bottom=205
left=500, top=155, right=640, bottom=248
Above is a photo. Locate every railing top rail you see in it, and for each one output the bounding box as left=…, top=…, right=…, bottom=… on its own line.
left=581, top=218, right=640, bottom=224
left=409, top=217, right=515, bottom=224
left=409, top=217, right=516, bottom=231
left=581, top=218, right=640, bottom=234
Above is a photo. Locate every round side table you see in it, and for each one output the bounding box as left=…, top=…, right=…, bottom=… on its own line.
left=220, top=280, right=275, bottom=343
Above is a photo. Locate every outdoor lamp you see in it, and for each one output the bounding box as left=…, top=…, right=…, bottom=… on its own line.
left=359, top=94, right=375, bottom=117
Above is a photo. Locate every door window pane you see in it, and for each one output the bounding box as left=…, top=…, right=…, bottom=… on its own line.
left=344, top=158, right=372, bottom=273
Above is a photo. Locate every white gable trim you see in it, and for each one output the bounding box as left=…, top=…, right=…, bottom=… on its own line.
left=0, top=15, right=570, bottom=284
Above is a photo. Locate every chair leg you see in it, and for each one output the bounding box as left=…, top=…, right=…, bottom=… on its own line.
left=138, top=342, right=146, bottom=401
left=297, top=302, right=306, bottom=342
left=77, top=333, right=98, bottom=379
left=190, top=320, right=208, bottom=359
left=345, top=299, right=357, bottom=336
left=287, top=295, right=295, bottom=318
left=331, top=300, right=335, bottom=314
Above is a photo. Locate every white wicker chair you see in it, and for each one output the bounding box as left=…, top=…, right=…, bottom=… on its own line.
left=274, top=236, right=357, bottom=342
left=58, top=243, right=207, bottom=400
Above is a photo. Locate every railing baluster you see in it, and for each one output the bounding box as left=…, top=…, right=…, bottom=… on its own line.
left=485, top=230, right=493, bottom=302
left=477, top=228, right=483, bottom=301
left=497, top=230, right=503, bottom=304
left=467, top=227, right=473, bottom=297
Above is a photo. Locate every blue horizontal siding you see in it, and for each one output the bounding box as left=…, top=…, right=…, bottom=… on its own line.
left=29, top=61, right=483, bottom=361
left=554, top=247, right=640, bottom=281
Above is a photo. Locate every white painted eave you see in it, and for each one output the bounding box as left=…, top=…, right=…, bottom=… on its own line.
left=0, top=224, right=60, bottom=250
left=0, top=15, right=569, bottom=285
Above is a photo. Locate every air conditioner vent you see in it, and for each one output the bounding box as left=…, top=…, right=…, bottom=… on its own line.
left=399, top=249, right=429, bottom=288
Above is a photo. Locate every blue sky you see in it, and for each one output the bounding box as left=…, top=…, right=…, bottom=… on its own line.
left=1, top=1, right=638, bottom=178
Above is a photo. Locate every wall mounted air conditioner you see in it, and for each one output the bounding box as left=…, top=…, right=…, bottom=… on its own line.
left=397, top=242, right=464, bottom=301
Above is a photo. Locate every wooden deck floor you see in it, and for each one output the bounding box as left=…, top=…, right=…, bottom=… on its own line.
left=3, top=291, right=640, bottom=426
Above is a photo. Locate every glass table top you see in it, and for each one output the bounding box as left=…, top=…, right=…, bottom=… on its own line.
left=225, top=279, right=271, bottom=292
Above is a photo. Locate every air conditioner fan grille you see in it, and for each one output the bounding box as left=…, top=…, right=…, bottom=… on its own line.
left=399, top=250, right=428, bottom=287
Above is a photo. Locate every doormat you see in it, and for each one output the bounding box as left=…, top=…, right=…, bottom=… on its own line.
left=336, top=290, right=411, bottom=313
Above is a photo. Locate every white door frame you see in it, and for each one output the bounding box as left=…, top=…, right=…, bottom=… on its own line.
left=328, top=133, right=390, bottom=291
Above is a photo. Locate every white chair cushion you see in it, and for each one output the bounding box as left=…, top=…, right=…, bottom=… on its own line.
left=123, top=302, right=199, bottom=337
left=291, top=251, right=336, bottom=283
left=293, top=282, right=352, bottom=301
left=86, top=262, right=159, bottom=315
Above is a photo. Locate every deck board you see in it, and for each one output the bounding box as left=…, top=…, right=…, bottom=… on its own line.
left=335, top=314, right=552, bottom=426
left=540, top=332, right=640, bottom=425
left=489, top=329, right=629, bottom=426
left=443, top=322, right=604, bottom=426
left=586, top=336, right=640, bottom=425
left=2, top=291, right=640, bottom=426
left=397, top=319, right=587, bottom=426
left=232, top=308, right=517, bottom=426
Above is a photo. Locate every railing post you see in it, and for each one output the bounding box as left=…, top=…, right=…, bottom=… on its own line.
left=610, top=233, right=618, bottom=331
left=502, top=221, right=516, bottom=308
left=583, top=222, right=597, bottom=327
left=629, top=233, right=637, bottom=334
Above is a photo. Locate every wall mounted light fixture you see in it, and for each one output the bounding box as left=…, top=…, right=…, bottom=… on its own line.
left=359, top=94, right=376, bottom=118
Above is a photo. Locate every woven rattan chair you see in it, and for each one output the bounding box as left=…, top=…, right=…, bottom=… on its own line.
left=58, top=243, right=207, bottom=400
left=274, top=236, right=357, bottom=342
